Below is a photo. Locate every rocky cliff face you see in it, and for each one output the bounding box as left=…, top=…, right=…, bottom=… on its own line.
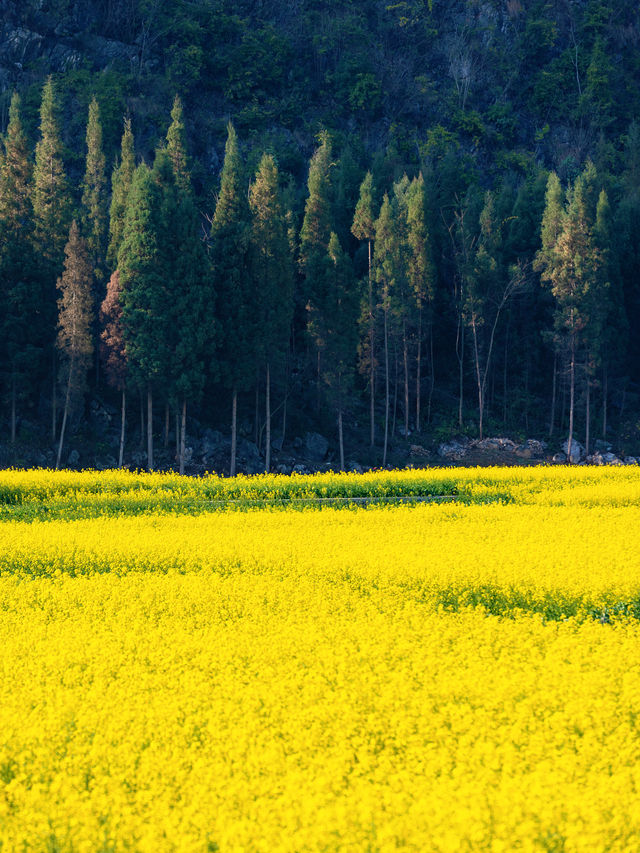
left=0, top=0, right=139, bottom=94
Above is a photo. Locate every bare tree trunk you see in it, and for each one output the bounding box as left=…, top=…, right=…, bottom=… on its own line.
left=56, top=362, right=73, bottom=470
left=585, top=362, right=591, bottom=456
left=602, top=367, right=608, bottom=440
left=254, top=367, right=260, bottom=448
left=383, top=308, right=389, bottom=467
left=338, top=408, right=344, bottom=471
left=567, top=336, right=576, bottom=464
left=416, top=305, right=422, bottom=432
left=428, top=321, right=435, bottom=425
left=265, top=362, right=271, bottom=474
left=502, top=325, right=508, bottom=425
left=457, top=320, right=464, bottom=428
left=10, top=379, right=16, bottom=445
left=281, top=385, right=288, bottom=452
left=549, top=352, right=557, bottom=437
left=175, top=408, right=179, bottom=464
left=52, top=357, right=57, bottom=443
left=392, top=341, right=399, bottom=438
left=471, top=319, right=484, bottom=439
left=164, top=402, right=169, bottom=449
left=230, top=386, right=237, bottom=477
left=403, top=322, right=409, bottom=437
left=179, top=398, right=186, bottom=475
left=147, top=387, right=154, bottom=471
left=139, top=392, right=144, bottom=451
left=118, top=388, right=126, bottom=468
left=368, top=239, right=375, bottom=448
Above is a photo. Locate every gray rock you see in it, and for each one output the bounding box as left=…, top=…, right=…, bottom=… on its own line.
left=304, top=431, right=329, bottom=460
left=67, top=449, right=80, bottom=466
left=202, top=428, right=226, bottom=456
left=409, top=444, right=429, bottom=457
left=438, top=440, right=468, bottom=461
left=601, top=451, right=623, bottom=465
left=552, top=452, right=566, bottom=463
left=237, top=439, right=261, bottom=463
left=292, top=463, right=311, bottom=475
left=95, top=455, right=117, bottom=471
left=562, top=438, right=585, bottom=463
left=475, top=437, right=516, bottom=451
left=347, top=461, right=363, bottom=473
left=624, top=457, right=638, bottom=465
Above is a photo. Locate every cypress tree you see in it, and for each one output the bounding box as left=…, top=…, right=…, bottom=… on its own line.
left=308, top=232, right=359, bottom=470
left=32, top=77, right=72, bottom=280
left=406, top=174, right=436, bottom=430
left=0, top=92, right=39, bottom=442
left=55, top=221, right=94, bottom=469
left=373, top=193, right=400, bottom=466
left=81, top=97, right=108, bottom=280
left=351, top=170, right=377, bottom=447
left=166, top=95, right=190, bottom=194
left=158, top=144, right=208, bottom=474
left=299, top=131, right=334, bottom=307
left=107, top=118, right=135, bottom=271
left=249, top=153, right=294, bottom=472
left=210, top=122, right=253, bottom=476
left=31, top=77, right=73, bottom=437
left=118, top=163, right=170, bottom=471
left=99, top=270, right=128, bottom=467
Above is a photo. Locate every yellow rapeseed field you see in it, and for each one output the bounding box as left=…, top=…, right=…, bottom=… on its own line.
left=1, top=466, right=639, bottom=851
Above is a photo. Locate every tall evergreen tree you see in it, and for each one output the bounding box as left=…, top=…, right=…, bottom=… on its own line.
left=351, top=170, right=377, bottom=447
left=31, top=77, right=73, bottom=438
left=299, top=131, right=334, bottom=306
left=249, top=153, right=294, bottom=473
left=107, top=118, right=135, bottom=271
left=406, top=174, right=436, bottom=430
left=159, top=144, right=208, bottom=475
left=166, top=95, right=190, bottom=194
left=81, top=97, right=108, bottom=280
left=55, top=221, right=94, bottom=469
left=32, top=77, right=72, bottom=280
left=210, top=122, right=253, bottom=476
left=536, top=170, right=601, bottom=462
left=0, top=92, right=39, bottom=442
left=373, top=193, right=401, bottom=466
left=100, top=270, right=128, bottom=467
left=118, top=162, right=171, bottom=471
left=308, top=232, right=359, bottom=470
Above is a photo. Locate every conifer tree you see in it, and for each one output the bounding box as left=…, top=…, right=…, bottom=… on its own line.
left=534, top=172, right=565, bottom=435
left=299, top=131, right=334, bottom=306
left=55, top=221, right=94, bottom=469
left=308, top=232, right=359, bottom=470
left=31, top=77, right=73, bottom=437
left=0, top=92, right=39, bottom=442
left=99, top=270, right=128, bottom=467
left=249, top=153, right=293, bottom=473
left=373, top=193, right=400, bottom=466
left=166, top=95, right=190, bottom=194
left=406, top=174, right=436, bottom=429
left=351, top=170, right=377, bottom=447
left=159, top=144, right=208, bottom=474
left=107, top=118, right=135, bottom=271
left=81, top=97, right=107, bottom=280
left=536, top=170, right=601, bottom=462
left=32, top=77, right=72, bottom=280
left=118, top=163, right=170, bottom=471
left=210, top=122, right=253, bottom=476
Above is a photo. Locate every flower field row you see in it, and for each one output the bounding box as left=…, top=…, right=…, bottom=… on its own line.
left=1, top=467, right=640, bottom=851
left=0, top=464, right=639, bottom=520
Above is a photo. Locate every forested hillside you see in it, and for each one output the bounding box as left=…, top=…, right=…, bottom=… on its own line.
left=0, top=0, right=639, bottom=472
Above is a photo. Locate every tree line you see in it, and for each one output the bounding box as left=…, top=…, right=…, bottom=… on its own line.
left=0, top=79, right=638, bottom=472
